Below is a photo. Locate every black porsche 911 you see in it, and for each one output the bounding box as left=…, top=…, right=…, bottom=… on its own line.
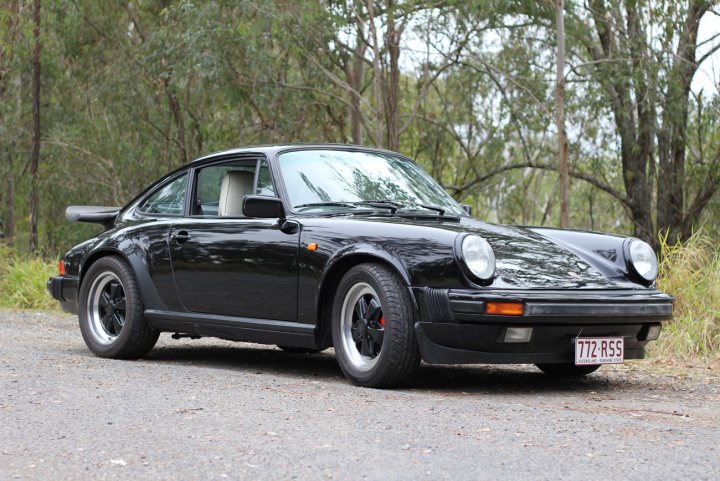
left=48, top=145, right=673, bottom=387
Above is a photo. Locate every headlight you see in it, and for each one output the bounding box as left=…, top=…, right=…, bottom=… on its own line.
left=461, top=235, right=496, bottom=281
left=628, top=239, right=658, bottom=282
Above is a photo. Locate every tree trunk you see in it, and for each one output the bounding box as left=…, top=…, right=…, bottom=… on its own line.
left=384, top=1, right=401, bottom=151
left=584, top=0, right=659, bottom=243
left=345, top=22, right=366, bottom=145
left=5, top=162, right=14, bottom=244
left=656, top=2, right=706, bottom=242
left=367, top=0, right=385, bottom=148
left=165, top=81, right=187, bottom=166
left=29, top=0, right=41, bottom=254
left=555, top=0, right=569, bottom=228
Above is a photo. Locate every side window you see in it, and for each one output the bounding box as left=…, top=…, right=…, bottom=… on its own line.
left=193, top=159, right=275, bottom=217
left=256, top=161, right=275, bottom=196
left=138, top=174, right=188, bottom=215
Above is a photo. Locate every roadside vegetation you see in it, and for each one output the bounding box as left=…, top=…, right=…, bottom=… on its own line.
left=652, top=233, right=720, bottom=361
left=1, top=234, right=718, bottom=361
left=0, top=244, right=57, bottom=311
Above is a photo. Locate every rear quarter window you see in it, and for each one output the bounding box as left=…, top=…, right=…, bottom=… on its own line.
left=138, top=174, right=188, bottom=215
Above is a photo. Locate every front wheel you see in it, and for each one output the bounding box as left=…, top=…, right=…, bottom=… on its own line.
left=78, top=256, right=159, bottom=359
left=536, top=363, right=601, bottom=378
left=331, top=263, right=420, bottom=388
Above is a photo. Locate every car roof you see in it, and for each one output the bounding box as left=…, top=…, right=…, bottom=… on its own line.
left=190, top=143, right=408, bottom=164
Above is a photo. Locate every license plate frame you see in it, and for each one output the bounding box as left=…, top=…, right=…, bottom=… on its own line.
left=575, top=337, right=624, bottom=366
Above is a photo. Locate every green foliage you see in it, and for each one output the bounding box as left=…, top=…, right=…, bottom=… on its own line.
left=651, top=233, right=720, bottom=360
left=0, top=0, right=718, bottom=327
left=0, top=244, right=57, bottom=310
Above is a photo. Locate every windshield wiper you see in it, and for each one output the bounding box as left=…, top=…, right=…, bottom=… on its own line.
left=353, top=199, right=404, bottom=214
left=417, top=204, right=446, bottom=215
left=294, top=202, right=357, bottom=210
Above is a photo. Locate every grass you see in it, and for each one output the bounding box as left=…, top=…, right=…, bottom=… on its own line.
left=0, top=244, right=58, bottom=311
left=0, top=235, right=718, bottom=360
left=651, top=232, right=720, bottom=361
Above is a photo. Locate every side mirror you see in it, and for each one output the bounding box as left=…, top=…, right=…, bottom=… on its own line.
left=461, top=204, right=472, bottom=216
left=243, top=195, right=285, bottom=218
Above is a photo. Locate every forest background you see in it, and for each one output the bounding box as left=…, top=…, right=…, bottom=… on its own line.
left=0, top=1, right=719, bottom=357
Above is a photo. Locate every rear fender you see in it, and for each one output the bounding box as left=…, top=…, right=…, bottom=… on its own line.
left=80, top=246, right=166, bottom=311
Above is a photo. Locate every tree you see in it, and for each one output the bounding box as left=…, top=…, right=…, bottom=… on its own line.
left=574, top=0, right=720, bottom=242
left=29, top=0, right=40, bottom=253
left=555, top=0, right=569, bottom=228
left=0, top=0, right=22, bottom=244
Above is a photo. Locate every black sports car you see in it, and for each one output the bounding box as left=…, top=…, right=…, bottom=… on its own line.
left=48, top=145, right=673, bottom=387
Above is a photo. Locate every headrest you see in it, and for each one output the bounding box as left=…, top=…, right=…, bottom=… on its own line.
left=218, top=171, right=255, bottom=216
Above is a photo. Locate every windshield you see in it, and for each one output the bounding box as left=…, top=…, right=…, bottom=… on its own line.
left=277, top=149, right=465, bottom=215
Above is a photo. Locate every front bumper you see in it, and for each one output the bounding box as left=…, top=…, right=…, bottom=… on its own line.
left=47, top=275, right=79, bottom=314
left=413, top=288, right=674, bottom=364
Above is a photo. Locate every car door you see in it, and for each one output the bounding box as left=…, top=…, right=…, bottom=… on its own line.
left=168, top=157, right=300, bottom=322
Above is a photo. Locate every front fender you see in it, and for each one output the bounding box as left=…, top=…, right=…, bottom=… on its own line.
left=319, top=243, right=412, bottom=288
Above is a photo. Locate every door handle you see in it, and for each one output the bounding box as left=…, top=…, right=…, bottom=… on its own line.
left=170, top=230, right=190, bottom=244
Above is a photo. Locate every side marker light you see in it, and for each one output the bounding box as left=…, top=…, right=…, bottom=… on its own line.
left=486, top=302, right=524, bottom=316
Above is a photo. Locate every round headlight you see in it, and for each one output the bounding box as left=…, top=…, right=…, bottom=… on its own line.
left=461, top=235, right=496, bottom=281
left=628, top=239, right=658, bottom=282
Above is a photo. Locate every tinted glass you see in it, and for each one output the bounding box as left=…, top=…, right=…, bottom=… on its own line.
left=193, top=159, right=275, bottom=216
left=256, top=161, right=275, bottom=196
left=139, top=174, right=187, bottom=215
left=277, top=150, right=464, bottom=215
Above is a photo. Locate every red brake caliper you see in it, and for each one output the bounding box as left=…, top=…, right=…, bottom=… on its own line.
left=380, top=315, right=385, bottom=327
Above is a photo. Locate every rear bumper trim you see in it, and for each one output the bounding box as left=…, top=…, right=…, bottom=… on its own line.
left=47, top=276, right=79, bottom=314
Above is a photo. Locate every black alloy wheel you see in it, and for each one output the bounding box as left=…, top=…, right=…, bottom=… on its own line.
left=332, top=263, right=420, bottom=388
left=78, top=256, right=159, bottom=359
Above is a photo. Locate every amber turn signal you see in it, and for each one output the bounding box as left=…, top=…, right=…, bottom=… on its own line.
left=485, top=301, right=524, bottom=316
left=58, top=260, right=65, bottom=276
left=307, top=243, right=318, bottom=251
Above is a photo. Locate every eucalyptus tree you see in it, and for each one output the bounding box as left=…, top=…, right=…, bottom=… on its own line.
left=568, top=0, right=720, bottom=242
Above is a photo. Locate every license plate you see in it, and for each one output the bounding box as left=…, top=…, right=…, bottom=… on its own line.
left=575, top=337, right=624, bottom=365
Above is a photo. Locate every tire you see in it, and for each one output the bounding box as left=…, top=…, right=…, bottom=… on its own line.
left=78, top=256, right=159, bottom=359
left=277, top=346, right=324, bottom=354
left=331, top=263, right=420, bottom=388
left=535, top=363, right=601, bottom=378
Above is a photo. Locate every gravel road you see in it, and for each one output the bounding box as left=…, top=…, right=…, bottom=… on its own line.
left=1, top=309, right=718, bottom=481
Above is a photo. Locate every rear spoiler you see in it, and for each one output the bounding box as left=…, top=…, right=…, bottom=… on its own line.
left=65, top=206, right=121, bottom=229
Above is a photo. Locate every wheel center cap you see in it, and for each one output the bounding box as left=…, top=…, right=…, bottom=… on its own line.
left=107, top=302, right=116, bottom=314
left=357, top=319, right=368, bottom=335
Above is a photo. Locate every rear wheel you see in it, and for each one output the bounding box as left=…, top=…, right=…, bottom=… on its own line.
left=535, top=363, right=601, bottom=378
left=331, top=263, right=420, bottom=388
left=78, top=256, right=159, bottom=359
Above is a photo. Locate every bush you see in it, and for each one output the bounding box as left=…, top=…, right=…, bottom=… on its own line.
left=652, top=232, right=720, bottom=360
left=0, top=244, right=58, bottom=311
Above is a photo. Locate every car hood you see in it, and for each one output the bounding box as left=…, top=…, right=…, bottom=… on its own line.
left=352, top=214, right=638, bottom=289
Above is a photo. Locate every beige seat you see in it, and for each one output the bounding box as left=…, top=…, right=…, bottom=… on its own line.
left=218, top=171, right=255, bottom=216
